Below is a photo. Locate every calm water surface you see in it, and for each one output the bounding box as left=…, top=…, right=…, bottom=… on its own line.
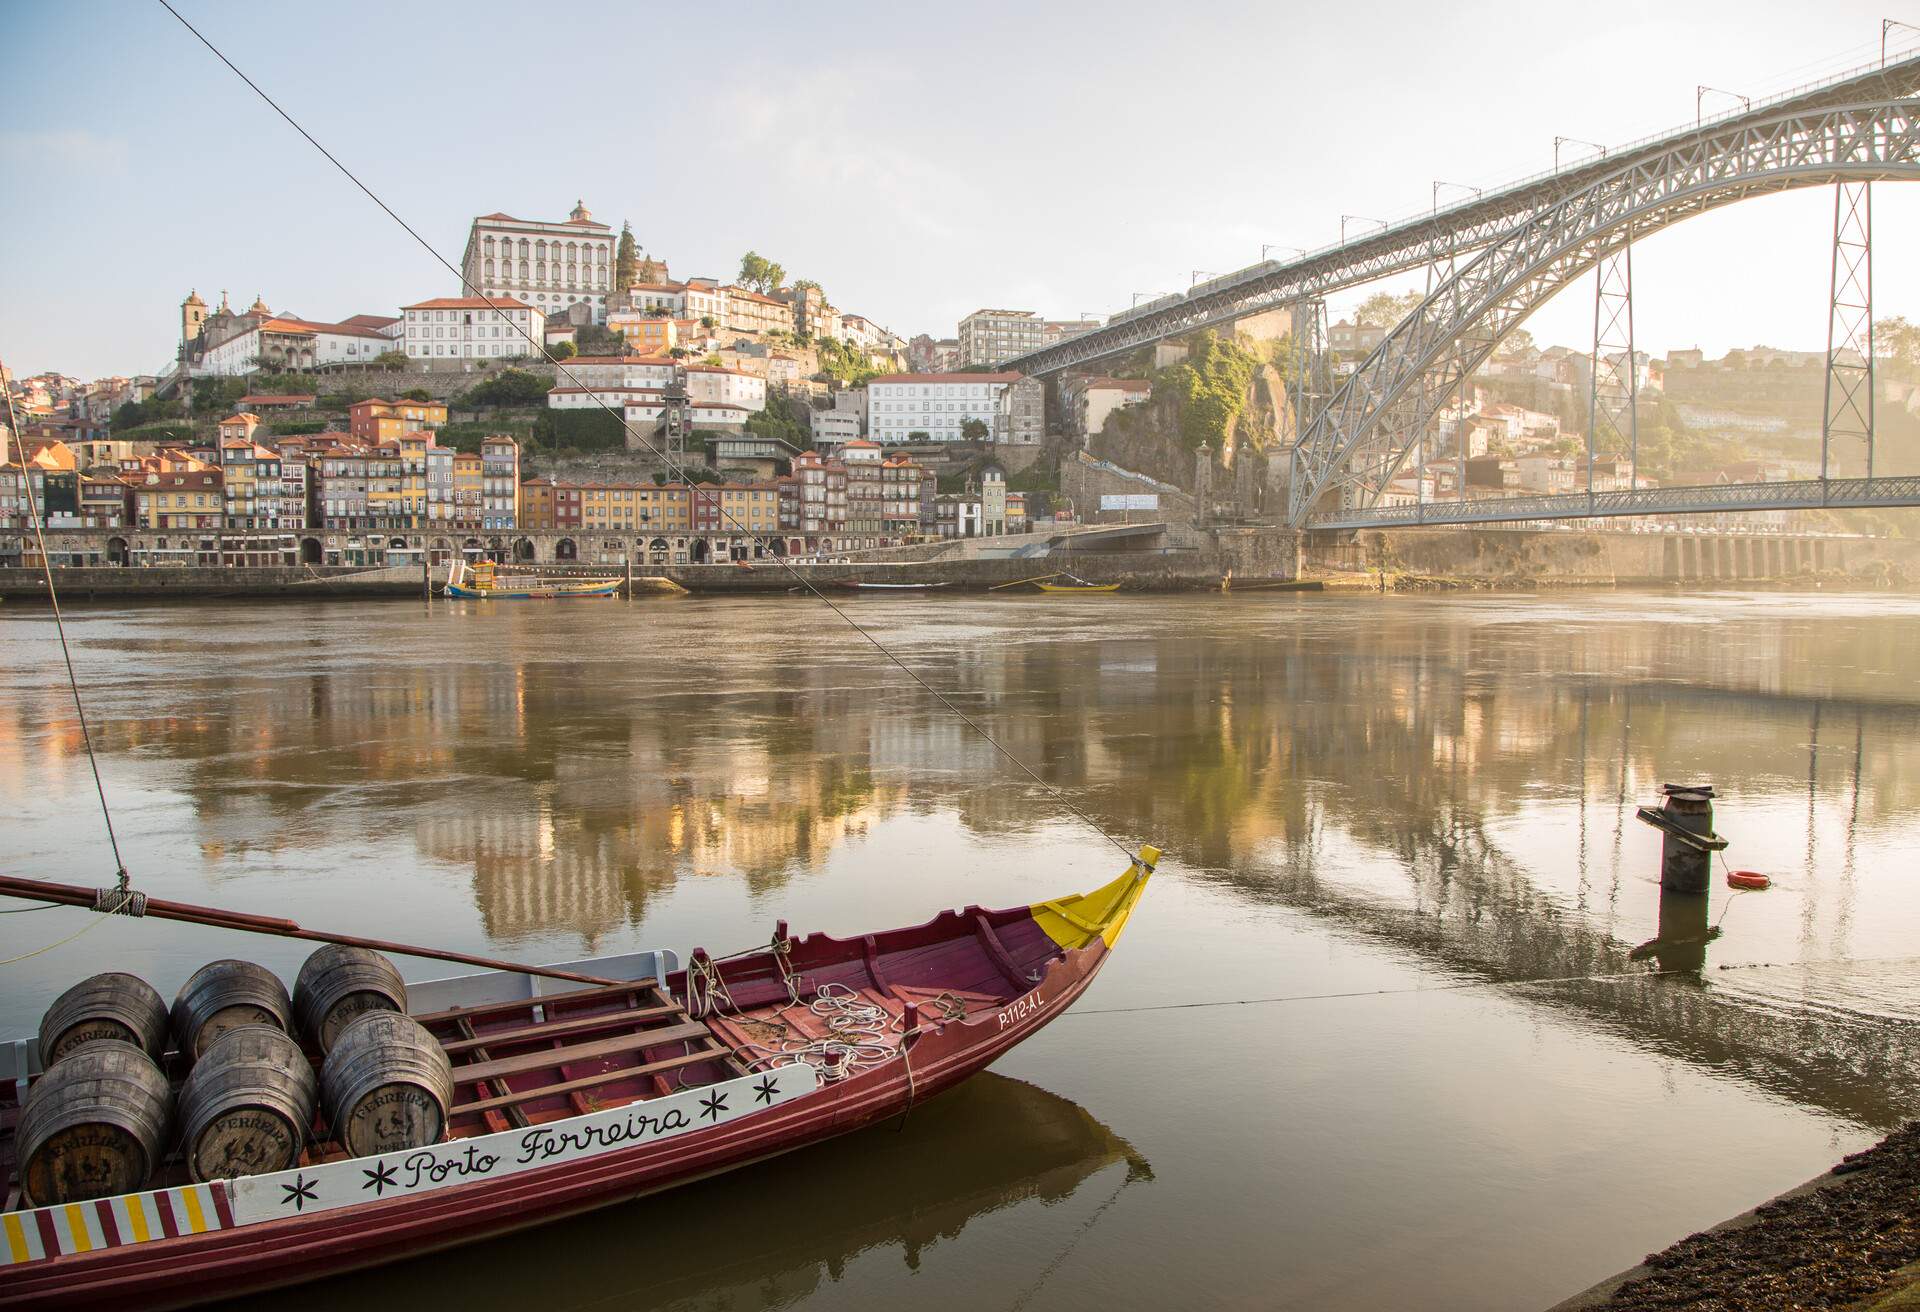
left=3, top=591, right=1918, bottom=1311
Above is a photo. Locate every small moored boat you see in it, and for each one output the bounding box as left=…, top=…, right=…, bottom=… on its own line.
left=0, top=847, right=1156, bottom=1310
left=443, top=559, right=620, bottom=600
left=834, top=580, right=951, bottom=592
left=1034, top=575, right=1120, bottom=594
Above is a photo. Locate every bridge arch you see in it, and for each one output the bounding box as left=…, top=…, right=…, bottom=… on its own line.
left=1289, top=98, right=1920, bottom=524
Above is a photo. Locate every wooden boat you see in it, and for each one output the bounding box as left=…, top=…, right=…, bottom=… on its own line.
left=443, top=559, right=620, bottom=600
left=0, top=847, right=1156, bottom=1310
left=1034, top=580, right=1120, bottom=594
left=834, top=580, right=951, bottom=591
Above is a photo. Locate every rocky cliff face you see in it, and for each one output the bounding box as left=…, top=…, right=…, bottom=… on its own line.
left=1085, top=332, right=1296, bottom=495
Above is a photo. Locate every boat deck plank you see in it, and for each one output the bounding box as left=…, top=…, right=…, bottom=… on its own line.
left=451, top=1045, right=729, bottom=1117
left=450, top=1021, right=712, bottom=1086
left=438, top=1003, right=680, bottom=1054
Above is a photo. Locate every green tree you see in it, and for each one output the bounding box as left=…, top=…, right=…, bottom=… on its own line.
left=614, top=222, right=639, bottom=293
left=699, top=315, right=716, bottom=330
left=1499, top=327, right=1536, bottom=357
left=959, top=418, right=990, bottom=442
left=791, top=278, right=822, bottom=295
left=547, top=341, right=577, bottom=362
left=458, top=369, right=552, bottom=408
left=1877, top=316, right=1920, bottom=375
left=1354, top=290, right=1424, bottom=329
left=744, top=391, right=813, bottom=447
left=574, top=324, right=627, bottom=355
left=400, top=387, right=432, bottom=402
left=737, top=251, right=786, bottom=294
left=1157, top=330, right=1259, bottom=451
left=372, top=350, right=408, bottom=371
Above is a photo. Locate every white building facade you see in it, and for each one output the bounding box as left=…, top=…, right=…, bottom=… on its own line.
left=402, top=298, right=545, bottom=362
left=461, top=202, right=614, bottom=325
left=683, top=366, right=766, bottom=410
left=867, top=371, right=1021, bottom=443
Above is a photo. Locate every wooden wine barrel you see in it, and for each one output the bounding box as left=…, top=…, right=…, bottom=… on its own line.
left=171, top=960, right=293, bottom=1060
left=293, top=944, right=406, bottom=1054
left=38, top=972, right=169, bottom=1066
left=319, top=1012, right=453, bottom=1158
left=17, top=1040, right=173, bottom=1206
left=176, top=1025, right=318, bottom=1182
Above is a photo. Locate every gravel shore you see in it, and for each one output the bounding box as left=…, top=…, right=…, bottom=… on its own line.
left=1597, top=1121, right=1920, bottom=1311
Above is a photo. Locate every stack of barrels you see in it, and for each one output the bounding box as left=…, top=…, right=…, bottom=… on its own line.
left=16, top=945, right=456, bottom=1207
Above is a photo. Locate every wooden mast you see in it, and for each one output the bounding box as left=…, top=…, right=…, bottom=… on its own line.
left=0, top=875, right=621, bottom=987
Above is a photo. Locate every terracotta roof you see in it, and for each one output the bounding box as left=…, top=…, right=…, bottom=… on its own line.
left=403, top=296, right=538, bottom=311
left=551, top=386, right=665, bottom=395
left=869, top=371, right=1022, bottom=384
left=339, top=314, right=400, bottom=330
left=563, top=355, right=674, bottom=366
left=220, top=413, right=262, bottom=425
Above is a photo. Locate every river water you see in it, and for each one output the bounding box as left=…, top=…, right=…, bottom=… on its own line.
left=3, top=590, right=1918, bottom=1310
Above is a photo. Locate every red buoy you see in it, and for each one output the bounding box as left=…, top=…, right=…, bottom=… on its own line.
left=1726, top=870, right=1772, bottom=891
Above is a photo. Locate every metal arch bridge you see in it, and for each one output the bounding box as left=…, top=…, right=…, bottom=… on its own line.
left=1292, top=94, right=1920, bottom=528
left=994, top=49, right=1920, bottom=532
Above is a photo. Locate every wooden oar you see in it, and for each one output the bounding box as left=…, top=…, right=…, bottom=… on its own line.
left=0, top=874, right=621, bottom=986
left=988, top=572, right=1063, bottom=591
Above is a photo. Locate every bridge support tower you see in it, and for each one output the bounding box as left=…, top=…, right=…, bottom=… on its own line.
left=1823, top=181, right=1874, bottom=480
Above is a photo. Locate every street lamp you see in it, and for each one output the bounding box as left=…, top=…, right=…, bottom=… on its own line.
left=1554, top=136, right=1606, bottom=170
left=1432, top=180, right=1482, bottom=213
left=1340, top=215, right=1388, bottom=243
left=1696, top=85, right=1751, bottom=125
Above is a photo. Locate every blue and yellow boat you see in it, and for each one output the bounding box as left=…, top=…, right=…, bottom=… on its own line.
left=444, top=559, right=621, bottom=600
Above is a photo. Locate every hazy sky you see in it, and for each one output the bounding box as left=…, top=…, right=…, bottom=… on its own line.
left=4, top=0, right=1918, bottom=380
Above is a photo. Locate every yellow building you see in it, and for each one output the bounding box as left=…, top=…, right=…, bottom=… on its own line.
left=604, top=313, right=677, bottom=355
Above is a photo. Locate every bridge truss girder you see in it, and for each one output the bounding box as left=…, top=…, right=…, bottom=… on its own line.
left=998, top=56, right=1920, bottom=381
left=1287, top=99, right=1920, bottom=528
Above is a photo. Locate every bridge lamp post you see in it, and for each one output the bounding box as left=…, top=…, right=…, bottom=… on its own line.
left=1432, top=180, right=1482, bottom=213
left=1696, top=85, right=1751, bottom=126
left=1884, top=19, right=1920, bottom=65
left=1553, top=136, right=1606, bottom=171
left=1340, top=215, right=1388, bottom=243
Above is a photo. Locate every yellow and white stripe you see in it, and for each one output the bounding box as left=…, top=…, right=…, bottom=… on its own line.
left=2, top=1209, right=46, bottom=1264
left=0, top=1183, right=226, bottom=1266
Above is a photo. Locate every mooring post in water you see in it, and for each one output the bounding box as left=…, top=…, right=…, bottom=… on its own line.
left=423, top=559, right=430, bottom=602
left=626, top=557, right=632, bottom=600
left=1634, top=783, right=1729, bottom=892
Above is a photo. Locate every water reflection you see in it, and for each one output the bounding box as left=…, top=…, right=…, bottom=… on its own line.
left=4, top=594, right=1919, bottom=1133
left=261, top=1072, right=1146, bottom=1312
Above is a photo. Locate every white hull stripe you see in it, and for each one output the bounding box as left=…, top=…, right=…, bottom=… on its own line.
left=1, top=1062, right=816, bottom=1265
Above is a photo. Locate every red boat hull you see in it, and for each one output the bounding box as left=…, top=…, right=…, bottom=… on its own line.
left=0, top=928, right=1120, bottom=1309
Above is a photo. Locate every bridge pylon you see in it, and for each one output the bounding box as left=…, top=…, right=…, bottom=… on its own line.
left=1588, top=228, right=1639, bottom=494
left=1823, top=181, right=1874, bottom=480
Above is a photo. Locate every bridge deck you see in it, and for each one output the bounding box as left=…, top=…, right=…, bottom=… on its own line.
left=1303, top=477, right=1920, bottom=531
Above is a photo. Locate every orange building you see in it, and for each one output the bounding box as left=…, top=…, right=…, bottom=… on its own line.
left=348, top=397, right=448, bottom=442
